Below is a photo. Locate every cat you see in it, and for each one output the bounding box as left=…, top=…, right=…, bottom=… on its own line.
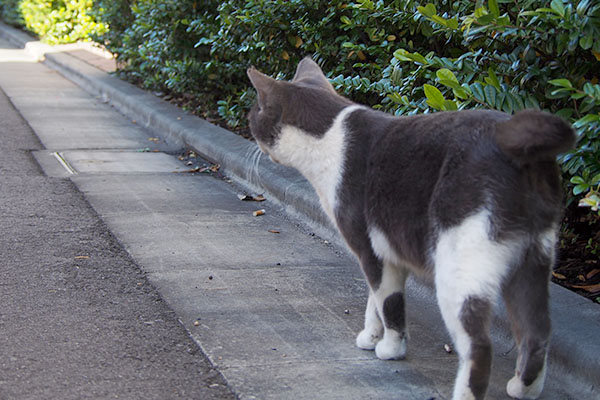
left=247, top=57, right=575, bottom=400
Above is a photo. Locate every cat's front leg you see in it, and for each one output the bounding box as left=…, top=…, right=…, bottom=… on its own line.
left=357, top=256, right=409, bottom=360
left=372, top=261, right=408, bottom=360
left=356, top=291, right=383, bottom=350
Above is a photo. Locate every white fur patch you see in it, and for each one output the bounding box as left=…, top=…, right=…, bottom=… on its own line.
left=369, top=227, right=402, bottom=266
left=356, top=292, right=383, bottom=350
left=506, top=358, right=547, bottom=399
left=538, top=227, right=558, bottom=265
left=453, top=360, right=476, bottom=400
left=433, top=209, right=524, bottom=400
left=271, top=105, right=363, bottom=221
left=434, top=209, right=520, bottom=300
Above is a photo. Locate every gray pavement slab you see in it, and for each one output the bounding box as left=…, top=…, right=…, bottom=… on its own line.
left=1, top=21, right=598, bottom=400
left=0, top=57, right=171, bottom=152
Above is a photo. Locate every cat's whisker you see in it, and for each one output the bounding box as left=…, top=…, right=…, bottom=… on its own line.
left=242, top=144, right=264, bottom=189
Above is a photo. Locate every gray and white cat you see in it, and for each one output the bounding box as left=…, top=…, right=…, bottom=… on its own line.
left=247, top=57, right=575, bottom=400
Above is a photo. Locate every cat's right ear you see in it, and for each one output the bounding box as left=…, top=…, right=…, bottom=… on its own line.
left=247, top=67, right=276, bottom=109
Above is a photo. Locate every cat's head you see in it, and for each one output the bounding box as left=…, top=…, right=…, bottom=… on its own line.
left=246, top=57, right=351, bottom=164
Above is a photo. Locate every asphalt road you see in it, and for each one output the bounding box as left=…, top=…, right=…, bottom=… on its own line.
left=0, top=86, right=235, bottom=399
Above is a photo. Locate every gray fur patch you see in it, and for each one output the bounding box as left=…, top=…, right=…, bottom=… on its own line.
left=460, top=296, right=492, bottom=400
left=382, top=291, right=406, bottom=333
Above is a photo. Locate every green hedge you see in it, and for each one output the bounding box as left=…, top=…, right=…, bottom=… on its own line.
left=93, top=0, right=599, bottom=212
left=0, top=0, right=106, bottom=44
left=1, top=0, right=599, bottom=214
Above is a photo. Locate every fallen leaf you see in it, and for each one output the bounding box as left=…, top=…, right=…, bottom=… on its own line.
left=148, top=137, right=160, bottom=143
left=268, top=229, right=280, bottom=234
left=210, top=164, right=220, bottom=172
left=586, top=269, right=600, bottom=280
left=552, top=271, right=567, bottom=280
left=174, top=166, right=209, bottom=174
left=238, top=193, right=266, bottom=202
left=570, top=282, right=600, bottom=294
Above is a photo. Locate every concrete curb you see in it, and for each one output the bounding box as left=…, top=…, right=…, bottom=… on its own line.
left=1, top=21, right=597, bottom=394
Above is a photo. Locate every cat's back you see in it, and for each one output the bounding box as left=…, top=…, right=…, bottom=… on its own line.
left=344, top=108, right=572, bottom=268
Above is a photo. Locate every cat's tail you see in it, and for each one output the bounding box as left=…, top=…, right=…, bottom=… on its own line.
left=494, top=109, right=575, bottom=164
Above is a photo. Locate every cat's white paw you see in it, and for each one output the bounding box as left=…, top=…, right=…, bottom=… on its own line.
left=356, top=329, right=381, bottom=350
left=375, top=334, right=406, bottom=360
left=506, top=375, right=544, bottom=399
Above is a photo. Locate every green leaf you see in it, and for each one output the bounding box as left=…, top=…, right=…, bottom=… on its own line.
left=485, top=68, right=501, bottom=91
left=446, top=18, right=459, bottom=30
left=573, top=114, right=600, bottom=128
left=387, top=93, right=402, bottom=105
left=576, top=0, right=591, bottom=16
left=453, top=87, right=469, bottom=100
left=430, top=15, right=449, bottom=26
left=393, top=49, right=428, bottom=65
left=551, top=0, right=565, bottom=17
left=471, top=83, right=485, bottom=102
left=477, top=14, right=496, bottom=25
left=551, top=88, right=573, bottom=98
left=340, top=16, right=351, bottom=25
left=570, top=176, right=585, bottom=185
left=573, top=184, right=588, bottom=195
left=439, top=79, right=460, bottom=90
left=474, top=7, right=487, bottom=18
left=496, top=16, right=511, bottom=26
left=442, top=100, right=458, bottom=111
left=417, top=3, right=437, bottom=18
left=502, top=95, right=514, bottom=114
left=436, top=68, right=459, bottom=84
left=571, top=92, right=588, bottom=100
left=489, top=0, right=500, bottom=18
left=592, top=173, right=600, bottom=185
left=509, top=93, right=525, bottom=111
left=548, top=78, right=573, bottom=88
left=484, top=84, right=497, bottom=107
left=424, top=84, right=445, bottom=109
left=580, top=36, right=594, bottom=50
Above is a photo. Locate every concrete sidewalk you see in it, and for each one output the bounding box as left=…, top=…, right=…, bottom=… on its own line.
left=1, top=22, right=598, bottom=399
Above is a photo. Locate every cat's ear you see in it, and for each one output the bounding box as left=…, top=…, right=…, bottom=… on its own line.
left=292, top=57, right=336, bottom=93
left=247, top=67, right=276, bottom=108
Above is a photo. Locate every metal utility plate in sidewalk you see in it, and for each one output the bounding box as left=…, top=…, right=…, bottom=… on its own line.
left=34, top=150, right=184, bottom=177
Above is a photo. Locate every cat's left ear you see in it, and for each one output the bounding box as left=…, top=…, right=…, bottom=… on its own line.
left=247, top=67, right=276, bottom=108
left=292, top=57, right=336, bottom=93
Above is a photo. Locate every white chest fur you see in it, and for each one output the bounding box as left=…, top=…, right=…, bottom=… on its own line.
left=272, top=105, right=363, bottom=221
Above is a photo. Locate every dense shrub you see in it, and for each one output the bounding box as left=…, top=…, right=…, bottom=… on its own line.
left=0, top=0, right=106, bottom=44
left=2, top=0, right=599, bottom=219
left=94, top=0, right=599, bottom=212
left=0, top=0, right=23, bottom=26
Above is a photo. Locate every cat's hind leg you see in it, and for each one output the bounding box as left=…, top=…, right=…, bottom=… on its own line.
left=434, top=210, right=516, bottom=400
left=503, top=231, right=555, bottom=400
